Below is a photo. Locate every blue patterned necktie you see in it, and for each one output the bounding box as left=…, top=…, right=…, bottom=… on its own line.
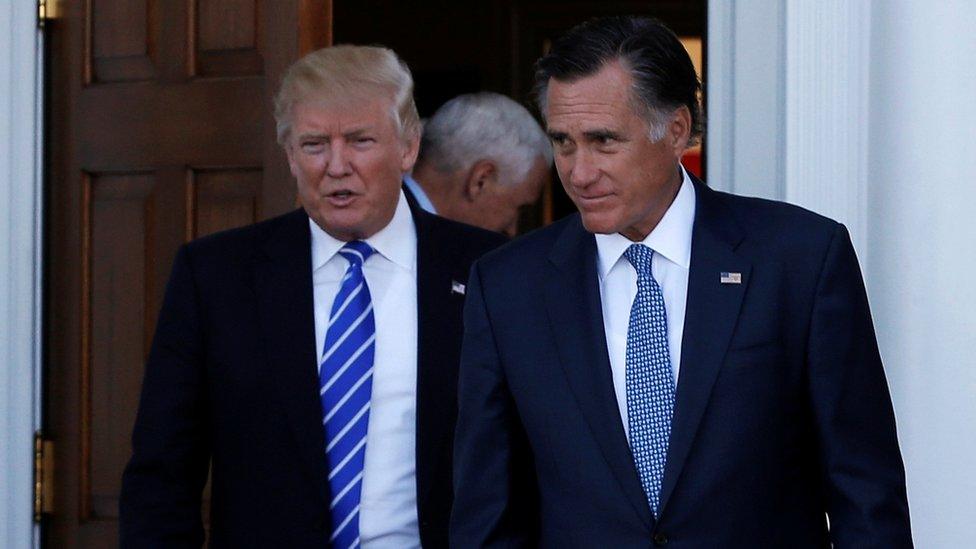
left=623, top=243, right=676, bottom=518
left=319, top=240, right=376, bottom=548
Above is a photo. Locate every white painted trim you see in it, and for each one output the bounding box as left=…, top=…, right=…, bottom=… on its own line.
left=705, top=0, right=735, bottom=193
left=784, top=0, right=871, bottom=266
left=707, top=0, right=786, bottom=200
left=0, top=1, right=43, bottom=547
left=708, top=0, right=869, bottom=262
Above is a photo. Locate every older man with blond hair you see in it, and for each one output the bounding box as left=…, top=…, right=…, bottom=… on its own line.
left=119, top=45, right=503, bottom=548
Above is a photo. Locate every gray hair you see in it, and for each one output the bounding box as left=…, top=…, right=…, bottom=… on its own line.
left=418, top=92, right=552, bottom=184
left=274, top=45, right=421, bottom=145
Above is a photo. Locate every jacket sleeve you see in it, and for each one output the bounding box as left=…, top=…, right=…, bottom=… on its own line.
left=450, top=262, right=539, bottom=548
left=806, top=224, right=913, bottom=547
left=119, top=245, right=210, bottom=548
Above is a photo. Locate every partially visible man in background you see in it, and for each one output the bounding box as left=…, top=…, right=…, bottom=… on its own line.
left=405, top=92, right=551, bottom=236
left=120, top=45, right=503, bottom=548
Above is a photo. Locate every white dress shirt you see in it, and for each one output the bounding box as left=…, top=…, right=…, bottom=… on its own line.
left=310, top=190, right=421, bottom=548
left=595, top=166, right=696, bottom=437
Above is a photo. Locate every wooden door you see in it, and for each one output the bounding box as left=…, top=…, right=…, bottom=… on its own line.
left=44, top=1, right=330, bottom=546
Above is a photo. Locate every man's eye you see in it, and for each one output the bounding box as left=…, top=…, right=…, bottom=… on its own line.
left=596, top=135, right=616, bottom=145
left=301, top=142, right=324, bottom=152
left=354, top=137, right=375, bottom=145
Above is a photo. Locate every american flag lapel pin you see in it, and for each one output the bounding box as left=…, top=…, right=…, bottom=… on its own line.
left=451, top=280, right=466, bottom=295
left=720, top=272, right=742, bottom=284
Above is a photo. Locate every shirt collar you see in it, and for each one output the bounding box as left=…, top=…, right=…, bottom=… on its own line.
left=594, top=165, right=696, bottom=280
left=402, top=173, right=437, bottom=214
left=309, top=189, right=417, bottom=273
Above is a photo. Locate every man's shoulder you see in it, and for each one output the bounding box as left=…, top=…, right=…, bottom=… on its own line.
left=704, top=186, right=842, bottom=245
left=416, top=209, right=508, bottom=260
left=474, top=214, right=580, bottom=276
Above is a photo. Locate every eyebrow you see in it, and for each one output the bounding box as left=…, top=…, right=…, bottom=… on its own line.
left=547, top=130, right=569, bottom=141
left=296, top=132, right=327, bottom=142
left=343, top=127, right=375, bottom=138
left=583, top=129, right=624, bottom=141
left=295, top=126, right=377, bottom=142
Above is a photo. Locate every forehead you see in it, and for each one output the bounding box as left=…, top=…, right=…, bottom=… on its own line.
left=290, top=94, right=395, bottom=132
left=545, top=62, right=639, bottom=130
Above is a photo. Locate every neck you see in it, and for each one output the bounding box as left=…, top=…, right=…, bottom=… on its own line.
left=410, top=162, right=453, bottom=214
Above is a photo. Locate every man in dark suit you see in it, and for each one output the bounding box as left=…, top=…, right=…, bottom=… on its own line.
left=119, top=45, right=503, bottom=548
left=451, top=16, right=913, bottom=548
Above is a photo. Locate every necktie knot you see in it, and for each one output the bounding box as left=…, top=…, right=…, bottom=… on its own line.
left=624, top=243, right=655, bottom=279
left=339, top=240, right=375, bottom=269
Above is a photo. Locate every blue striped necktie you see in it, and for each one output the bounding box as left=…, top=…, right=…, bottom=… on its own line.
left=623, top=243, right=676, bottom=518
left=319, top=240, right=376, bottom=549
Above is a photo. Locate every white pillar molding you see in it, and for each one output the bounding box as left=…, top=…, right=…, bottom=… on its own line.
left=867, top=3, right=976, bottom=546
left=706, top=0, right=786, bottom=199
left=784, top=0, right=871, bottom=264
left=0, top=1, right=42, bottom=547
left=710, top=1, right=976, bottom=544
left=709, top=0, right=871, bottom=261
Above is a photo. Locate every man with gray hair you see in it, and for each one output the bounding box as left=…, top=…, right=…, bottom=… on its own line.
left=405, top=92, right=552, bottom=236
left=452, top=15, right=911, bottom=547
left=119, top=45, right=503, bottom=548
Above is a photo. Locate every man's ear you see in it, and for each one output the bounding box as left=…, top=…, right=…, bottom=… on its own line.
left=668, top=105, right=692, bottom=157
left=400, top=130, right=421, bottom=173
left=464, top=159, right=498, bottom=201
left=284, top=142, right=300, bottom=179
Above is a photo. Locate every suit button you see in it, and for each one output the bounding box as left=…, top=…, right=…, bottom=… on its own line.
left=653, top=533, right=669, bottom=546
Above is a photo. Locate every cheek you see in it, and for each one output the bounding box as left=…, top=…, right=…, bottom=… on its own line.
left=554, top=157, right=572, bottom=176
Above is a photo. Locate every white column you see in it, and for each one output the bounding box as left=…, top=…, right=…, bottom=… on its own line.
left=711, top=0, right=976, bottom=544
left=0, top=1, right=42, bottom=548
left=707, top=0, right=786, bottom=199
left=868, top=2, right=976, bottom=545
left=784, top=0, right=871, bottom=261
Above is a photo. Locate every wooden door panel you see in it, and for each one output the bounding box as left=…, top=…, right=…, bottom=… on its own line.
left=192, top=167, right=263, bottom=238
left=77, top=81, right=265, bottom=167
left=47, top=1, right=331, bottom=546
left=86, top=173, right=154, bottom=522
left=193, top=0, right=264, bottom=77
left=89, top=0, right=157, bottom=83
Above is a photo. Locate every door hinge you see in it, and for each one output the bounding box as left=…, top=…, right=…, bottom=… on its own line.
left=37, top=0, right=60, bottom=29
left=33, top=431, right=54, bottom=522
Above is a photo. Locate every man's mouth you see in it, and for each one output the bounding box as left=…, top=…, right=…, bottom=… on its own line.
left=325, top=190, right=358, bottom=205
left=577, top=192, right=613, bottom=205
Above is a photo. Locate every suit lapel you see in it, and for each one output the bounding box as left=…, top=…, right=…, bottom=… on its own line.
left=411, top=201, right=465, bottom=515
left=544, top=216, right=655, bottom=530
left=658, top=180, right=750, bottom=513
left=252, top=210, right=330, bottom=504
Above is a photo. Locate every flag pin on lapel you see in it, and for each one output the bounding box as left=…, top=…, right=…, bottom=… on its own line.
left=720, top=272, right=742, bottom=284
left=451, top=280, right=466, bottom=295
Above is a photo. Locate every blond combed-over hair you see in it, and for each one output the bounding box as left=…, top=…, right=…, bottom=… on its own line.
left=274, top=45, right=421, bottom=146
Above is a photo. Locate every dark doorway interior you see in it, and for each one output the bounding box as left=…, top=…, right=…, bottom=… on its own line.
left=334, top=0, right=706, bottom=232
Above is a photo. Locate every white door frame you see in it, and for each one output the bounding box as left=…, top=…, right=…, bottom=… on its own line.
left=0, top=1, right=44, bottom=547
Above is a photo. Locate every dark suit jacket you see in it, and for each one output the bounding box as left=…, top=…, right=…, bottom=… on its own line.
left=451, top=179, right=912, bottom=548
left=120, top=194, right=505, bottom=548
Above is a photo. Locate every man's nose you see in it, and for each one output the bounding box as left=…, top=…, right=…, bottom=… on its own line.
left=568, top=149, right=599, bottom=187
left=326, top=142, right=352, bottom=178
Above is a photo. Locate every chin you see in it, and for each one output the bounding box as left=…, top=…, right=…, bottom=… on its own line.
left=579, top=213, right=620, bottom=235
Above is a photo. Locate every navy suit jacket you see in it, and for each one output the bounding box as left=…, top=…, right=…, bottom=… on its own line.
left=451, top=179, right=912, bottom=548
left=120, top=194, right=504, bottom=548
